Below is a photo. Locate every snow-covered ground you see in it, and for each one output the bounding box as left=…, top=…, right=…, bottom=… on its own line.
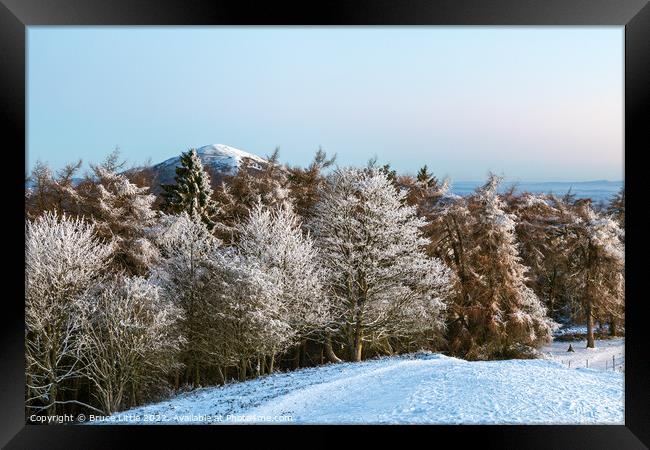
left=97, top=352, right=623, bottom=425
left=541, top=337, right=625, bottom=372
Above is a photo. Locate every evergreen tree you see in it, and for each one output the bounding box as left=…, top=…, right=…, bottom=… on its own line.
left=416, top=165, right=440, bottom=188
left=161, top=149, right=219, bottom=230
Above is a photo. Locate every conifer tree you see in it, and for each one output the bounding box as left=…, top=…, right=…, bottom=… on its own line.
left=161, top=148, right=219, bottom=230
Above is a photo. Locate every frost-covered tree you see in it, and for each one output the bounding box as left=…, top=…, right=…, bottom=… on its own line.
left=507, top=193, right=573, bottom=320
left=566, top=201, right=624, bottom=346
left=471, top=176, right=555, bottom=357
left=214, top=148, right=291, bottom=243
left=238, top=203, right=331, bottom=367
left=205, top=250, right=289, bottom=380
left=26, top=160, right=83, bottom=219
left=161, top=149, right=219, bottom=230
left=25, top=213, right=113, bottom=415
left=608, top=187, right=625, bottom=230
left=439, top=175, right=555, bottom=359
left=149, top=213, right=221, bottom=387
left=81, top=165, right=159, bottom=275
left=312, top=168, right=452, bottom=361
left=78, top=276, right=183, bottom=414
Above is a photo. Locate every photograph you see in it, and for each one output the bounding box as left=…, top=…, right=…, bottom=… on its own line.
left=21, top=25, right=629, bottom=427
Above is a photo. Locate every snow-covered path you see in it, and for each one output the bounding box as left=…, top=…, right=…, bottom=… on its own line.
left=100, top=353, right=623, bottom=425
left=541, top=337, right=624, bottom=371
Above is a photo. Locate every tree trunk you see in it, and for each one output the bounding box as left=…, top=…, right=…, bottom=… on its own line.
left=586, top=301, right=595, bottom=348
left=324, top=337, right=343, bottom=363
left=131, top=381, right=138, bottom=407
left=353, top=340, right=363, bottom=362
left=48, top=383, right=58, bottom=416
left=352, top=320, right=363, bottom=362
left=239, top=359, right=247, bottom=382
left=293, top=344, right=301, bottom=369
left=268, top=353, right=275, bottom=374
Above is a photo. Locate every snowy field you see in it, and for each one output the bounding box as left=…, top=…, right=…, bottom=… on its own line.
left=98, top=351, right=623, bottom=425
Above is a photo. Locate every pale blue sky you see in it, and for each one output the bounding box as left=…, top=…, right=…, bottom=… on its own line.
left=27, top=27, right=623, bottom=181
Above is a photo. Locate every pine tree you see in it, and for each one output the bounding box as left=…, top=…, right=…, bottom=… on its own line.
left=312, top=168, right=452, bottom=361
left=416, top=164, right=440, bottom=188
left=161, top=149, right=219, bottom=230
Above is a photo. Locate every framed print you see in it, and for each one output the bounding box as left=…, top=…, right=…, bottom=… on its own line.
left=2, top=0, right=648, bottom=447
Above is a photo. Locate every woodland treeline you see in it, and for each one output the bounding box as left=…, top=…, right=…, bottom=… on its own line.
left=25, top=148, right=625, bottom=417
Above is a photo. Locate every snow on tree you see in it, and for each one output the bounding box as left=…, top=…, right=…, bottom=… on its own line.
left=507, top=193, right=572, bottom=320
left=25, top=212, right=113, bottom=415
left=26, top=160, right=83, bottom=219
left=565, top=200, right=624, bottom=346
left=311, top=168, right=452, bottom=361
left=449, top=175, right=555, bottom=359
left=214, top=148, right=292, bottom=244
left=78, top=275, right=183, bottom=414
left=204, top=250, right=289, bottom=380
left=237, top=203, right=332, bottom=367
left=82, top=165, right=159, bottom=275
left=161, top=149, right=220, bottom=231
left=608, top=186, right=625, bottom=230
left=149, top=213, right=222, bottom=387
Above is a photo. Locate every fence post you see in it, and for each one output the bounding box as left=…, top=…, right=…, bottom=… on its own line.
left=586, top=359, right=589, bottom=368
left=612, top=355, right=615, bottom=372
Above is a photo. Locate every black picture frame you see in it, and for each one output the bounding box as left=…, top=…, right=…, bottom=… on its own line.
left=2, top=0, right=648, bottom=447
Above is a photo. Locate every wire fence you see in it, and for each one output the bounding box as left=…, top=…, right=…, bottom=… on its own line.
left=558, top=353, right=625, bottom=372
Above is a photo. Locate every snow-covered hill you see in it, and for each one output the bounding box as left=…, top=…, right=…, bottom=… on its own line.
left=98, top=352, right=623, bottom=425
left=150, top=144, right=268, bottom=188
